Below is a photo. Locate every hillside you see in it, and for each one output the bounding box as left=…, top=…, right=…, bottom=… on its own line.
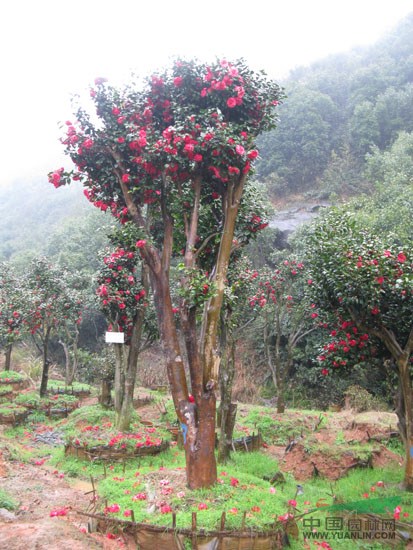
left=257, top=12, right=413, bottom=200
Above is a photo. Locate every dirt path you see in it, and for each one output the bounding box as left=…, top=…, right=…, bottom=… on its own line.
left=0, top=449, right=134, bottom=549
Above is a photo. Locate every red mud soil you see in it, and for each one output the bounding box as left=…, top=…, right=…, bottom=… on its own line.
left=264, top=410, right=403, bottom=481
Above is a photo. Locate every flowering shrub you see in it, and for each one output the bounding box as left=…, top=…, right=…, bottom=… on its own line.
left=96, top=244, right=147, bottom=342
left=68, top=422, right=168, bottom=451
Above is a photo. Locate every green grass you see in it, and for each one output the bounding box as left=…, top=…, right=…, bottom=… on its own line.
left=0, top=488, right=17, bottom=510
left=47, top=380, right=93, bottom=393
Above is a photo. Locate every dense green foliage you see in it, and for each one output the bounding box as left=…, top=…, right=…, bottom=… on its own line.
left=257, top=13, right=413, bottom=198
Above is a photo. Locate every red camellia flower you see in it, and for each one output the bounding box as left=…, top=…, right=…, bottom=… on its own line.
left=122, top=174, right=130, bottom=183
left=247, top=150, right=259, bottom=160
left=226, top=97, right=237, bottom=108
left=397, top=252, right=407, bottom=263
left=50, top=507, right=68, bottom=517
left=230, top=477, right=239, bottom=487
left=160, top=504, right=173, bottom=514
left=173, top=76, right=183, bottom=87
left=136, top=240, right=146, bottom=248
left=104, top=503, right=120, bottom=514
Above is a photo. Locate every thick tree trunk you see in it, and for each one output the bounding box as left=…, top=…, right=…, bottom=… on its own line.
left=99, top=378, right=113, bottom=408
left=39, top=327, right=52, bottom=397
left=397, top=355, right=413, bottom=490
left=185, top=393, right=217, bottom=489
left=113, top=342, right=125, bottom=416
left=276, top=383, right=286, bottom=414
left=377, top=326, right=413, bottom=490
left=117, top=312, right=144, bottom=431
left=4, top=344, right=12, bottom=371
left=217, top=333, right=237, bottom=463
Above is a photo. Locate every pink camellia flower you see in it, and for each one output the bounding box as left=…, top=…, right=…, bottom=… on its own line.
left=269, top=487, right=276, bottom=494
left=123, top=509, right=132, bottom=517
left=230, top=477, right=239, bottom=487
left=251, top=506, right=261, bottom=513
left=228, top=507, right=238, bottom=514
left=132, top=493, right=147, bottom=501
left=397, top=252, right=407, bottom=263
left=288, top=499, right=297, bottom=508
left=198, top=503, right=208, bottom=510
left=321, top=368, right=329, bottom=376
left=235, top=144, right=245, bottom=155
left=106, top=533, right=116, bottom=539
left=173, top=76, right=183, bottom=87
left=177, top=491, right=186, bottom=498
left=383, top=250, right=392, bottom=257
left=226, top=97, right=237, bottom=108
left=122, top=174, right=130, bottom=183
left=376, top=481, right=384, bottom=487
left=247, top=150, right=259, bottom=160
left=136, top=240, right=146, bottom=248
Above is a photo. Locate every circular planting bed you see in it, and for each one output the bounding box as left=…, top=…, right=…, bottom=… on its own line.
left=0, top=404, right=29, bottom=425
left=0, top=371, right=30, bottom=392
left=65, top=439, right=170, bottom=461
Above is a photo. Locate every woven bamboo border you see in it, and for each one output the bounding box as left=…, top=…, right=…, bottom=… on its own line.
left=73, top=508, right=284, bottom=549
left=65, top=439, right=170, bottom=461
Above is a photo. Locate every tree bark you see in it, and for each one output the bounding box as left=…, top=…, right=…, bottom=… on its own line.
left=99, top=378, right=113, bottom=408
left=117, top=304, right=145, bottom=431
left=217, top=329, right=237, bottom=463
left=39, top=326, right=52, bottom=397
left=375, top=325, right=413, bottom=490
left=113, top=342, right=125, bottom=416
left=4, top=343, right=12, bottom=371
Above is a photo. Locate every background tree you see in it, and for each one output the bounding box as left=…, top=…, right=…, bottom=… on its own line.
left=306, top=210, right=413, bottom=489
left=51, top=58, right=283, bottom=488
left=96, top=226, right=155, bottom=430
left=26, top=258, right=83, bottom=396
left=0, top=263, right=29, bottom=370
left=248, top=256, right=321, bottom=413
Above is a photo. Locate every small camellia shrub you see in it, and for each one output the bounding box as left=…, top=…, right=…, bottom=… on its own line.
left=344, top=385, right=388, bottom=413
left=0, top=371, right=25, bottom=383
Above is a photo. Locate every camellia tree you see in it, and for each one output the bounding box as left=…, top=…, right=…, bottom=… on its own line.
left=0, top=263, right=29, bottom=370
left=50, top=58, right=283, bottom=488
left=96, top=229, right=155, bottom=431
left=306, top=210, right=413, bottom=489
left=248, top=257, right=322, bottom=413
left=26, top=258, right=83, bottom=397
